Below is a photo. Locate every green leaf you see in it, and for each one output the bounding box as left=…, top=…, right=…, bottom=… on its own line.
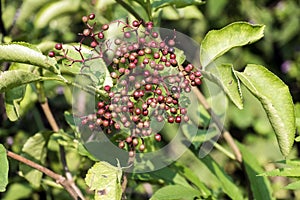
left=201, top=155, right=243, bottom=200
left=200, top=22, right=265, bottom=68
left=260, top=168, right=300, bottom=177
left=150, top=185, right=201, bottom=200
left=19, top=133, right=48, bottom=188
left=35, top=0, right=80, bottom=29
left=0, top=42, right=59, bottom=74
left=203, top=64, right=243, bottom=109
left=236, top=64, right=295, bottom=156
left=0, top=70, right=41, bottom=93
left=2, top=183, right=32, bottom=200
left=152, top=0, right=205, bottom=10
left=5, top=85, right=26, bottom=121
left=237, top=142, right=274, bottom=200
left=85, top=161, right=122, bottom=200
left=284, top=180, right=300, bottom=190
left=174, top=162, right=211, bottom=198
left=0, top=144, right=9, bottom=192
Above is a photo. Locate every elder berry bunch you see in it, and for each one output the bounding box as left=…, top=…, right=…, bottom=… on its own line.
left=50, top=14, right=202, bottom=156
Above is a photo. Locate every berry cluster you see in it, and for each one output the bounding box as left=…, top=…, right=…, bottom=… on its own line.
left=50, top=14, right=202, bottom=156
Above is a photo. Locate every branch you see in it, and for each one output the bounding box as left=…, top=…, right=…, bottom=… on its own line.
left=192, top=87, right=242, bottom=163
left=40, top=100, right=85, bottom=200
left=7, top=150, right=79, bottom=200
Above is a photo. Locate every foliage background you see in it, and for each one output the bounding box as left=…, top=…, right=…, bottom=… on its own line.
left=0, top=0, right=300, bottom=199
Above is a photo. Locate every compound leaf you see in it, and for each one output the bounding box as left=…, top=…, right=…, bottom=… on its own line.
left=85, top=161, right=122, bottom=200
left=200, top=22, right=265, bottom=68
left=0, top=144, right=9, bottom=192
left=236, top=64, right=295, bottom=156
left=203, top=64, right=243, bottom=109
left=0, top=70, right=41, bottom=93
left=0, top=42, right=58, bottom=74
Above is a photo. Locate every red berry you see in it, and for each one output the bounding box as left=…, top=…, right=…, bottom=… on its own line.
left=132, top=138, right=139, bottom=146
left=175, top=116, right=181, bottom=123
left=90, top=41, right=98, bottom=48
left=139, top=144, right=145, bottom=151
left=132, top=20, right=140, bottom=27
left=48, top=51, right=55, bottom=57
left=104, top=85, right=111, bottom=92
left=126, top=137, right=132, bottom=143
left=102, top=24, right=109, bottom=30
left=194, top=77, right=202, bottom=85
left=129, top=150, right=135, bottom=157
left=98, top=32, right=104, bottom=39
left=124, top=32, right=131, bottom=38
left=168, top=116, right=175, bottom=123
left=118, top=141, right=125, bottom=149
left=55, top=43, right=62, bottom=50
left=155, top=134, right=161, bottom=142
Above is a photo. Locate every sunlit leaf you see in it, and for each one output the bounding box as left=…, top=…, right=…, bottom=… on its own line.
left=236, top=64, right=295, bottom=156
left=200, top=22, right=265, bottom=68
left=5, top=85, right=26, bottom=121
left=0, top=144, right=9, bottom=192
left=203, top=64, right=243, bottom=109
left=0, top=70, right=41, bottom=93
left=152, top=0, right=205, bottom=10
left=19, top=133, right=48, bottom=188
left=0, top=42, right=59, bottom=74
left=150, top=185, right=201, bottom=200
left=260, top=168, right=300, bottom=177
left=34, top=0, right=80, bottom=29
left=284, top=180, right=300, bottom=190
left=85, top=161, right=122, bottom=200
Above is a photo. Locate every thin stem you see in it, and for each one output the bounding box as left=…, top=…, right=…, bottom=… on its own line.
left=192, top=87, right=242, bottom=163
left=40, top=100, right=85, bottom=200
left=115, top=0, right=145, bottom=24
left=6, top=150, right=78, bottom=200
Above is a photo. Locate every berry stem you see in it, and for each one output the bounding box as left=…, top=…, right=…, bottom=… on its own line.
left=192, top=87, right=242, bottom=163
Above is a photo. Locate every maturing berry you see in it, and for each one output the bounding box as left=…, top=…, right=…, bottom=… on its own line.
left=139, top=144, right=145, bottom=151
left=155, top=134, right=161, bottom=142
left=55, top=43, right=63, bottom=50
left=146, top=21, right=153, bottom=30
left=102, top=24, right=109, bottom=30
left=126, top=136, right=133, bottom=143
left=132, top=20, right=140, bottom=27
left=152, top=32, right=158, bottom=38
left=168, top=116, right=175, bottom=123
left=89, top=13, right=95, bottom=20
left=132, top=138, right=139, bottom=146
left=175, top=116, right=181, bottom=123
left=98, top=32, right=104, bottom=39
left=168, top=39, right=175, bottom=46
left=124, top=32, right=131, bottom=38
left=118, top=141, right=125, bottom=149
left=82, top=16, right=88, bottom=23
left=83, top=29, right=91, bottom=36
left=194, top=77, right=202, bottom=85
left=129, top=150, right=135, bottom=157
left=104, top=85, right=111, bottom=92
left=48, top=51, right=55, bottom=57
left=90, top=41, right=98, bottom=48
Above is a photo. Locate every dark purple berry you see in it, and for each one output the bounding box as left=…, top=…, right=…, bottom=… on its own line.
left=89, top=13, right=95, bottom=20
